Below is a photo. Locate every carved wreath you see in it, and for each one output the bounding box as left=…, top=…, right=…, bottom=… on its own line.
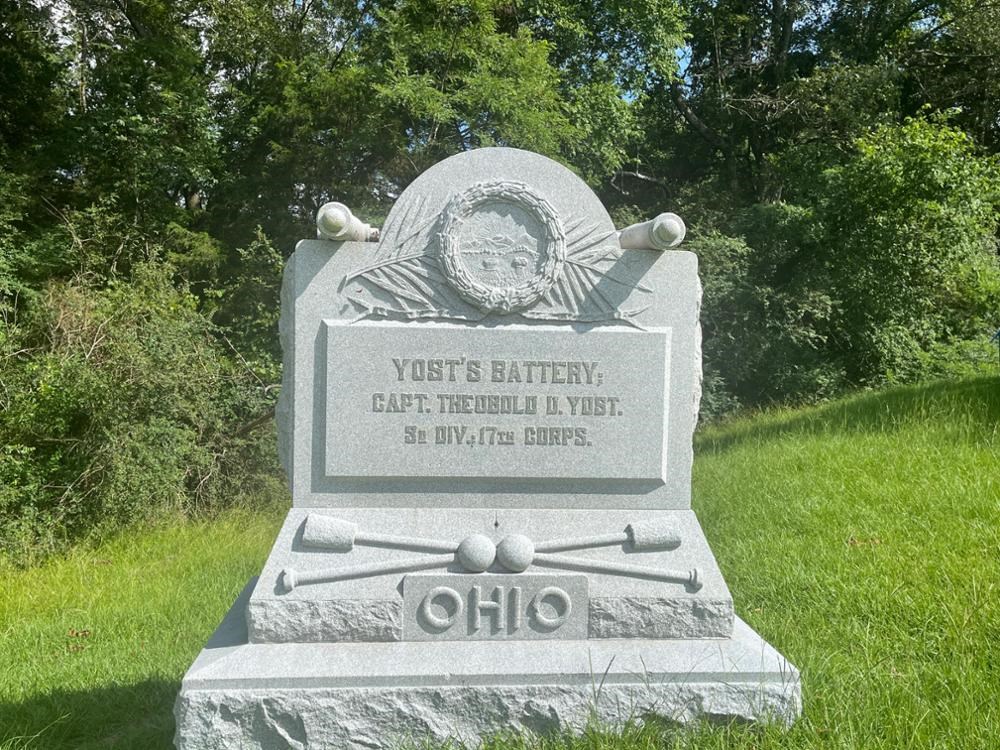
left=438, top=181, right=565, bottom=313
left=343, top=180, right=653, bottom=324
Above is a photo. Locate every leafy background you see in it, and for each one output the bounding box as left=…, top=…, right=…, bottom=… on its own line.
left=1, top=0, right=999, bottom=561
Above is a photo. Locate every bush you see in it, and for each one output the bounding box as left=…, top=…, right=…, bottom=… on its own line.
left=819, top=117, right=1000, bottom=386
left=692, top=117, right=1000, bottom=417
left=0, top=262, right=282, bottom=563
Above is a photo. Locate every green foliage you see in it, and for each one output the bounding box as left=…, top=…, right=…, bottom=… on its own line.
left=608, top=0, right=1000, bottom=413
left=208, top=230, right=285, bottom=385
left=372, top=0, right=576, bottom=155
left=3, top=0, right=1000, bottom=554
left=691, top=117, right=1000, bottom=415
left=790, top=117, right=999, bottom=391
left=0, top=261, right=280, bottom=563
left=819, top=117, right=1000, bottom=382
left=0, top=0, right=67, bottom=171
left=0, top=0, right=695, bottom=558
left=3, top=378, right=999, bottom=747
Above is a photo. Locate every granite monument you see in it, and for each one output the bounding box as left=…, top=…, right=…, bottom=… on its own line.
left=174, top=148, right=801, bottom=749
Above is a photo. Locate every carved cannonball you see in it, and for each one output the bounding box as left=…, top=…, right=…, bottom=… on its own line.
left=496, top=534, right=535, bottom=573
left=456, top=534, right=496, bottom=572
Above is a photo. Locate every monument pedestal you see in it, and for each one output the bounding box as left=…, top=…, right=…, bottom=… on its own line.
left=176, top=582, right=799, bottom=750
left=175, top=147, right=801, bottom=748
left=244, top=508, right=737, bottom=644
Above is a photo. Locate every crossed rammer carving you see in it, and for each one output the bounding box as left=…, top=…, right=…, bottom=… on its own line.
left=280, top=515, right=702, bottom=593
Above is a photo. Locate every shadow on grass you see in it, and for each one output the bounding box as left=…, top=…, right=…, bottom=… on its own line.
left=0, top=679, right=178, bottom=750
left=699, top=375, right=1000, bottom=454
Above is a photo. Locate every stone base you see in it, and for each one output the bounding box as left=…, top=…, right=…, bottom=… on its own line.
left=248, top=508, right=735, bottom=643
left=175, top=582, right=801, bottom=749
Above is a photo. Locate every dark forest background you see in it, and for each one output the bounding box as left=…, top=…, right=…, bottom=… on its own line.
left=1, top=0, right=998, bottom=560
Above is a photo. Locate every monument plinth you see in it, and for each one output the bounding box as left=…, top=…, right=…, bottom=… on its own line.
left=175, top=148, right=800, bottom=749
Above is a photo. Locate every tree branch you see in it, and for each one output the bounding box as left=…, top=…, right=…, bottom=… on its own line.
left=669, top=80, right=728, bottom=152
left=611, top=169, right=672, bottom=199
left=235, top=406, right=277, bottom=437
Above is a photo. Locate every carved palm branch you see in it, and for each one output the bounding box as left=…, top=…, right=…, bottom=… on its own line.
left=344, top=204, right=653, bottom=324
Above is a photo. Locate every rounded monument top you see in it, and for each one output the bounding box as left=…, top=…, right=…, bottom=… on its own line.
left=383, top=148, right=615, bottom=239
left=379, top=148, right=617, bottom=313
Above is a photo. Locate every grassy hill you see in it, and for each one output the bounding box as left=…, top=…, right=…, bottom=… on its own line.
left=2, top=376, right=998, bottom=749
left=692, top=375, right=1000, bottom=749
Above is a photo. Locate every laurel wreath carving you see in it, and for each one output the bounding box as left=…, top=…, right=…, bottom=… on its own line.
left=343, top=183, right=653, bottom=324
left=438, top=181, right=564, bottom=313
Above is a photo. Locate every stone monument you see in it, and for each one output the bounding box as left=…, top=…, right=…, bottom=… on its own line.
left=174, top=148, right=800, bottom=749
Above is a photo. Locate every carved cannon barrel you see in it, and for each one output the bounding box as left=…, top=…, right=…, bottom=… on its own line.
left=316, top=201, right=379, bottom=242
left=300, top=514, right=457, bottom=553
left=533, top=520, right=681, bottom=553
left=625, top=520, right=683, bottom=551
left=617, top=212, right=686, bottom=250
left=301, top=515, right=357, bottom=551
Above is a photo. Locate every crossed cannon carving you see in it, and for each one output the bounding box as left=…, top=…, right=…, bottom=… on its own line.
left=280, top=515, right=702, bottom=593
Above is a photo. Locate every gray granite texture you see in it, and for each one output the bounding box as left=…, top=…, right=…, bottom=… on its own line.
left=177, top=683, right=798, bottom=750
left=322, top=322, right=673, bottom=485
left=246, top=508, right=733, bottom=643
left=275, top=149, right=701, bottom=509
left=276, top=242, right=699, bottom=508
left=176, top=147, right=801, bottom=749
left=176, top=582, right=800, bottom=750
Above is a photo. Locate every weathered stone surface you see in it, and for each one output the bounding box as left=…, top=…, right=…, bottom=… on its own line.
left=247, top=599, right=736, bottom=645
left=247, top=508, right=733, bottom=644
left=177, top=147, right=802, bottom=749
left=276, top=241, right=698, bottom=507
left=589, top=597, right=733, bottom=639
left=176, top=681, right=800, bottom=750
left=323, top=322, right=672, bottom=485
left=401, top=573, right=590, bottom=641
left=247, top=598, right=401, bottom=643
left=176, top=587, right=799, bottom=750
left=274, top=151, right=701, bottom=510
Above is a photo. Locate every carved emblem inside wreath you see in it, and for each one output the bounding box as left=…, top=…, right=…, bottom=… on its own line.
left=438, top=181, right=566, bottom=312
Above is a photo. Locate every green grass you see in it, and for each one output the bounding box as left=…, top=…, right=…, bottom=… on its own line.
left=693, top=375, right=1000, bottom=749
left=0, top=509, right=284, bottom=748
left=2, top=376, right=998, bottom=749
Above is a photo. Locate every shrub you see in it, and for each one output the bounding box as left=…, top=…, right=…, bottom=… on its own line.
left=0, top=262, right=281, bottom=563
left=692, top=117, right=1000, bottom=416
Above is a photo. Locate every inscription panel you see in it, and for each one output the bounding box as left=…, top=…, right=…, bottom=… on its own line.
left=402, top=573, right=588, bottom=641
left=324, top=323, right=671, bottom=483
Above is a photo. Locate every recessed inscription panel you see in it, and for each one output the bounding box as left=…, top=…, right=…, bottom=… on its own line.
left=324, top=323, right=671, bottom=485
left=402, top=573, right=588, bottom=641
